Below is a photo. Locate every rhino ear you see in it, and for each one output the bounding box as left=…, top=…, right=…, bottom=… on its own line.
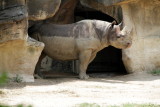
left=111, top=21, right=116, bottom=29
left=118, top=21, right=124, bottom=30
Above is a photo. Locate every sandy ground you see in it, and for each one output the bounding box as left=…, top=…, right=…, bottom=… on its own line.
left=0, top=72, right=160, bottom=107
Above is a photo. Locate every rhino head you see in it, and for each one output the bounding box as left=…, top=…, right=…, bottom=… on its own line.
left=108, top=21, right=132, bottom=49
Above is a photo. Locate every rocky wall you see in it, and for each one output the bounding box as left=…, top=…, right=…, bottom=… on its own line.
left=0, top=0, right=62, bottom=82
left=122, top=0, right=160, bottom=72
left=27, top=0, right=61, bottom=21
left=47, top=0, right=78, bottom=24
left=1, top=0, right=160, bottom=82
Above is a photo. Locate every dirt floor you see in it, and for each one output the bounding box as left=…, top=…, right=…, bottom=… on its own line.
left=0, top=72, right=160, bottom=107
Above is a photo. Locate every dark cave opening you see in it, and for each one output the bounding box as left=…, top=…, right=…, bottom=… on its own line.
left=74, top=6, right=128, bottom=76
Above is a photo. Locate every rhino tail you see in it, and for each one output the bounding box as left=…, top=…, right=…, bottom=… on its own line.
left=28, top=21, right=43, bottom=35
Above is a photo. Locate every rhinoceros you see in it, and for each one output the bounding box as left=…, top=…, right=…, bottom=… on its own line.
left=29, top=19, right=132, bottom=79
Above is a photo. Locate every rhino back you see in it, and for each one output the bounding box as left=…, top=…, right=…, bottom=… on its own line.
left=38, top=20, right=96, bottom=38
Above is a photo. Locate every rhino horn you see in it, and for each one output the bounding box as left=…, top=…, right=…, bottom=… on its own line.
left=118, top=21, right=124, bottom=30
left=111, top=21, right=117, bottom=28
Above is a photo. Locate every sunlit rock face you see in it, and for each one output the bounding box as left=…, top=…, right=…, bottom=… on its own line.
left=0, top=0, right=44, bottom=82
left=121, top=0, right=160, bottom=72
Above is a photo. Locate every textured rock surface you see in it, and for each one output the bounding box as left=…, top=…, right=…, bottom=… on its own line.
left=80, top=0, right=137, bottom=23
left=0, top=38, right=44, bottom=82
left=122, top=0, right=160, bottom=72
left=47, top=0, right=78, bottom=24
left=0, top=0, right=44, bottom=82
left=27, top=0, right=61, bottom=21
left=80, top=0, right=122, bottom=22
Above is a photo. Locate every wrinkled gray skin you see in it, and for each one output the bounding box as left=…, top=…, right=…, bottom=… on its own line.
left=29, top=20, right=132, bottom=79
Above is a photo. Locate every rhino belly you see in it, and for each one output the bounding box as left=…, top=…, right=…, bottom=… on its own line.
left=41, top=36, right=78, bottom=60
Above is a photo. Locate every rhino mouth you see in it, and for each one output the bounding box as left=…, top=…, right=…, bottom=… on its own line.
left=126, top=43, right=132, bottom=48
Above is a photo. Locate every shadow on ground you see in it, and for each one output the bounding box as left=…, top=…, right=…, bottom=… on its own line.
left=1, top=72, right=159, bottom=89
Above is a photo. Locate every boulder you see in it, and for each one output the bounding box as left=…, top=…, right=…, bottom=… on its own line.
left=0, top=0, right=44, bottom=82
left=0, top=38, right=44, bottom=82
left=27, top=0, right=61, bottom=21
left=121, top=0, right=160, bottom=72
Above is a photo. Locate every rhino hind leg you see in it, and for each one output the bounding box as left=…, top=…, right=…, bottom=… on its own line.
left=89, top=53, right=97, bottom=64
left=34, top=52, right=46, bottom=79
left=78, top=50, right=92, bottom=79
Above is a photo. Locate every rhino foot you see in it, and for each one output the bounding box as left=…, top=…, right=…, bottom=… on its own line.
left=34, top=72, right=46, bottom=79
left=79, top=73, right=89, bottom=79
left=34, top=74, right=43, bottom=79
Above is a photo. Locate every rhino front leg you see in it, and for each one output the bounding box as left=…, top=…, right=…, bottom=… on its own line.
left=79, top=50, right=92, bottom=79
